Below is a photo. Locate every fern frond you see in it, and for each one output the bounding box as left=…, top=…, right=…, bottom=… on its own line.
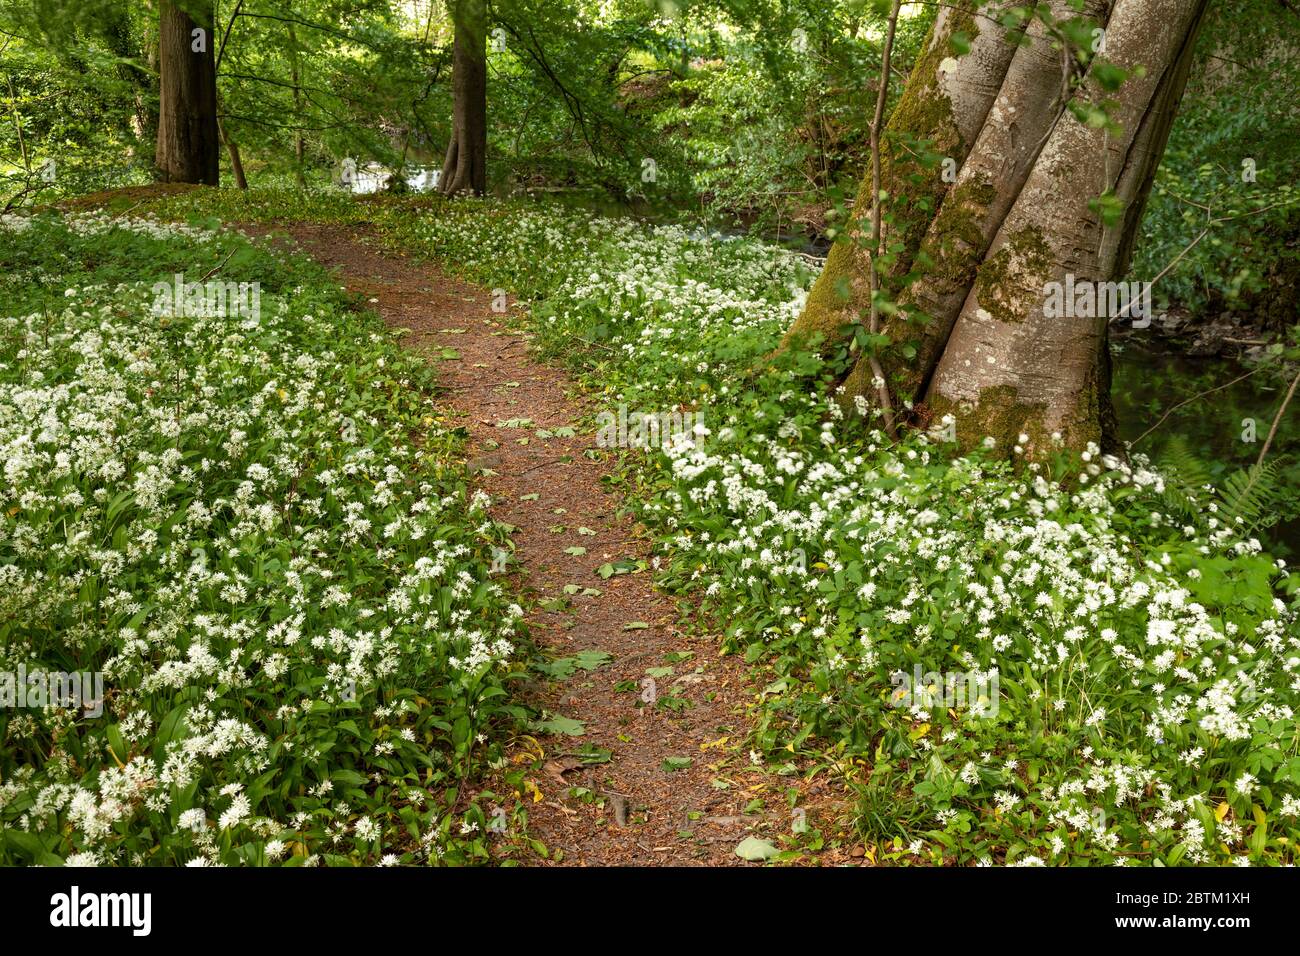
left=1218, top=460, right=1284, bottom=532
left=1156, top=435, right=1214, bottom=521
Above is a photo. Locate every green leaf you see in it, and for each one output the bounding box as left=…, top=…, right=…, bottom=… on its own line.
left=734, top=836, right=778, bottom=861
left=107, top=723, right=128, bottom=764
left=533, top=715, right=586, bottom=736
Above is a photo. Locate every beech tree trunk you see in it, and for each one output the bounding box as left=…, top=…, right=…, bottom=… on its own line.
left=439, top=0, right=488, bottom=196
left=155, top=0, right=219, bottom=185
left=788, top=0, right=1210, bottom=456
left=786, top=1, right=1022, bottom=350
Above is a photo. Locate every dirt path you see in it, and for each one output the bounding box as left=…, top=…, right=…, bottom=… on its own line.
left=248, top=224, right=822, bottom=865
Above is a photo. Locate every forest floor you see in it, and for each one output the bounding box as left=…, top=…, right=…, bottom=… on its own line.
left=238, top=223, right=847, bottom=865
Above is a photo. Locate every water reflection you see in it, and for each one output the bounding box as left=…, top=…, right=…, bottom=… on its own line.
left=340, top=160, right=440, bottom=195
left=1112, top=340, right=1299, bottom=557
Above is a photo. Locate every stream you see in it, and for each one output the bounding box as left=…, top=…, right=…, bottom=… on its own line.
left=1113, top=340, right=1299, bottom=557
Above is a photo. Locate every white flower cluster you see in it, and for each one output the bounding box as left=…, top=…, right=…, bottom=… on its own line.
left=654, top=402, right=1299, bottom=859
left=406, top=201, right=813, bottom=407
left=0, top=215, right=519, bottom=863
left=394, top=195, right=1300, bottom=862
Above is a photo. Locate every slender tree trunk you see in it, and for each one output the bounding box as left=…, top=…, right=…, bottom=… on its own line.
left=220, top=120, right=248, bottom=189
left=287, top=23, right=307, bottom=189
left=786, top=0, right=1210, bottom=456
left=155, top=0, right=219, bottom=185
left=214, top=1, right=246, bottom=189
left=439, top=0, right=487, bottom=196
left=679, top=25, right=690, bottom=107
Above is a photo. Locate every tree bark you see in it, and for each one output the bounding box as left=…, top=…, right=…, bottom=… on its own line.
left=924, top=0, right=1211, bottom=454
left=784, top=1, right=1023, bottom=350
left=439, top=0, right=487, bottom=197
left=844, top=0, right=1114, bottom=407
left=155, top=0, right=219, bottom=185
left=786, top=0, right=1210, bottom=456
left=219, top=120, right=248, bottom=189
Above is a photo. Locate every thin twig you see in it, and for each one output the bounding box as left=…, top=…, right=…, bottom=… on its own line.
left=1111, top=228, right=1209, bottom=322
left=1131, top=364, right=1269, bottom=447
left=109, top=200, right=149, bottom=221
left=200, top=246, right=239, bottom=281
left=1245, top=365, right=1300, bottom=493
left=865, top=0, right=902, bottom=438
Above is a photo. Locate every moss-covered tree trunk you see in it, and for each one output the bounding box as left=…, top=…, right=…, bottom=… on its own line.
left=439, top=0, right=487, bottom=197
left=790, top=0, right=1210, bottom=456
left=784, top=1, right=1022, bottom=349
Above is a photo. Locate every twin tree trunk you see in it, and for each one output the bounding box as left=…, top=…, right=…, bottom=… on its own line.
left=439, top=0, right=488, bottom=196
left=787, top=0, right=1209, bottom=456
left=155, top=0, right=220, bottom=185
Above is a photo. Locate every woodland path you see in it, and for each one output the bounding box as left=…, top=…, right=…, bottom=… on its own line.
left=241, top=224, right=838, bottom=865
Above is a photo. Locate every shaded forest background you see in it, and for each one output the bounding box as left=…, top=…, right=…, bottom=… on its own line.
left=2, top=0, right=1299, bottom=538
